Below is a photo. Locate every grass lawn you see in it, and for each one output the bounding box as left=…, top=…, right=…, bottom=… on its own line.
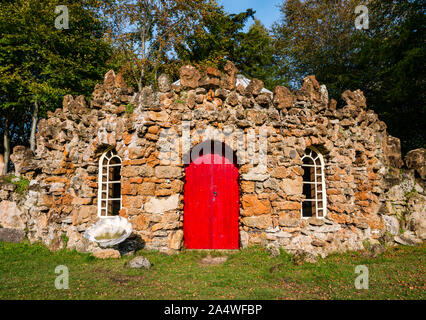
left=0, top=240, right=424, bottom=300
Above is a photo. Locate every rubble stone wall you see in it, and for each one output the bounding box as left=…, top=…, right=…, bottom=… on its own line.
left=0, top=62, right=424, bottom=257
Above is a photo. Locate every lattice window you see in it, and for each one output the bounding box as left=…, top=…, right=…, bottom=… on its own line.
left=98, top=150, right=122, bottom=217
left=301, top=148, right=327, bottom=218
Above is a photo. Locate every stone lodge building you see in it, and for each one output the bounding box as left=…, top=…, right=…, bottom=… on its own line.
left=0, top=62, right=425, bottom=258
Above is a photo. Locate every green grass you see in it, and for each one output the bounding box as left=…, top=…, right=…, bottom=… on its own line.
left=0, top=241, right=424, bottom=300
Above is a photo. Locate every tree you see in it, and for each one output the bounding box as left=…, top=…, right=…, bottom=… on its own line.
left=356, top=0, right=426, bottom=152
left=97, top=0, right=219, bottom=90
left=237, top=19, right=288, bottom=89
left=272, top=0, right=361, bottom=94
left=176, top=6, right=287, bottom=89
left=272, top=0, right=425, bottom=153
left=0, top=0, right=114, bottom=173
left=176, top=6, right=255, bottom=65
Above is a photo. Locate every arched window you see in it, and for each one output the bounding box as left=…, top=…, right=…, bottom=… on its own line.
left=301, top=148, right=327, bottom=218
left=98, top=149, right=122, bottom=217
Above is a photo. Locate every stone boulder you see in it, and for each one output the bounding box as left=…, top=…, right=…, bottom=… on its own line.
left=66, top=229, right=98, bottom=253
left=394, top=231, right=423, bottom=246
left=68, top=95, right=89, bottom=116
left=245, top=78, right=264, bottom=96
left=168, top=230, right=183, bottom=250
left=273, top=86, right=294, bottom=110
left=104, top=69, right=116, bottom=88
left=114, top=73, right=128, bottom=89
left=199, top=67, right=221, bottom=87
left=241, top=215, right=272, bottom=229
left=0, top=228, right=25, bottom=243
left=241, top=194, right=271, bottom=216
left=127, top=256, right=151, bottom=269
left=266, top=243, right=280, bottom=257
left=382, top=215, right=400, bottom=236
left=180, top=65, right=201, bottom=89
left=0, top=200, right=25, bottom=230
left=144, top=194, right=179, bottom=214
left=405, top=148, right=426, bottom=179
left=10, top=146, right=36, bottom=176
left=291, top=249, right=317, bottom=264
left=93, top=248, right=121, bottom=259
left=341, top=89, right=367, bottom=108
left=158, top=74, right=171, bottom=93
left=138, top=85, right=157, bottom=109
left=239, top=230, right=249, bottom=248
left=295, top=75, right=320, bottom=102
left=406, top=193, right=426, bottom=239
left=221, top=61, right=238, bottom=90
left=384, top=136, right=404, bottom=168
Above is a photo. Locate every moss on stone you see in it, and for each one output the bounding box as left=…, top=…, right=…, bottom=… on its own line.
left=95, top=231, right=126, bottom=241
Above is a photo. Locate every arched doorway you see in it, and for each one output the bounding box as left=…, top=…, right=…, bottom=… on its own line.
left=183, top=141, right=239, bottom=249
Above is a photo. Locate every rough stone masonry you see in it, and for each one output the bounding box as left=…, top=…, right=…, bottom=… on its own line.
left=0, top=62, right=424, bottom=258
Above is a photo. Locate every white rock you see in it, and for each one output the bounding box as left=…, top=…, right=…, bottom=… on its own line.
left=241, top=165, right=269, bottom=181
left=239, top=230, right=249, bottom=248
left=308, top=224, right=341, bottom=233
left=0, top=200, right=25, bottom=230
left=265, top=225, right=280, bottom=233
left=145, top=194, right=179, bottom=214
left=394, top=232, right=423, bottom=246
left=127, top=256, right=151, bottom=269
left=382, top=215, right=400, bottom=235
left=291, top=235, right=312, bottom=245
left=275, top=231, right=292, bottom=238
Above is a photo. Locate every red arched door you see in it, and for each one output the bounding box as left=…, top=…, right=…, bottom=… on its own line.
left=184, top=152, right=239, bottom=249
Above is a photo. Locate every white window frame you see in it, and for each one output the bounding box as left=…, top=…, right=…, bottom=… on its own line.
left=97, top=150, right=122, bottom=218
left=301, top=147, right=327, bottom=219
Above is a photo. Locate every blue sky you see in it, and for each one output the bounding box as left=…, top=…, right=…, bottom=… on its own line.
left=217, top=0, right=283, bottom=30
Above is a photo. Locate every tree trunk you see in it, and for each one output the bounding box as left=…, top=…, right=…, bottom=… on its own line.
left=30, top=99, right=39, bottom=153
left=3, top=118, right=10, bottom=175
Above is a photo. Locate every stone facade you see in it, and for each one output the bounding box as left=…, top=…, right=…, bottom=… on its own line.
left=0, top=62, right=424, bottom=257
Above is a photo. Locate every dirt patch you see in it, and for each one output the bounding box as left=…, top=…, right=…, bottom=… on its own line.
left=198, top=255, right=228, bottom=266
left=93, top=267, right=144, bottom=285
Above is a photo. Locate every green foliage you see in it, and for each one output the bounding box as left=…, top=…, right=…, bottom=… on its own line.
left=2, top=175, right=30, bottom=194
left=176, top=7, right=287, bottom=88
left=272, top=0, right=361, bottom=93
left=0, top=0, right=114, bottom=149
left=355, top=0, right=426, bottom=153
left=236, top=19, right=289, bottom=89
left=97, top=0, right=219, bottom=90
left=125, top=103, right=135, bottom=115
left=272, top=0, right=425, bottom=153
left=176, top=7, right=255, bottom=65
